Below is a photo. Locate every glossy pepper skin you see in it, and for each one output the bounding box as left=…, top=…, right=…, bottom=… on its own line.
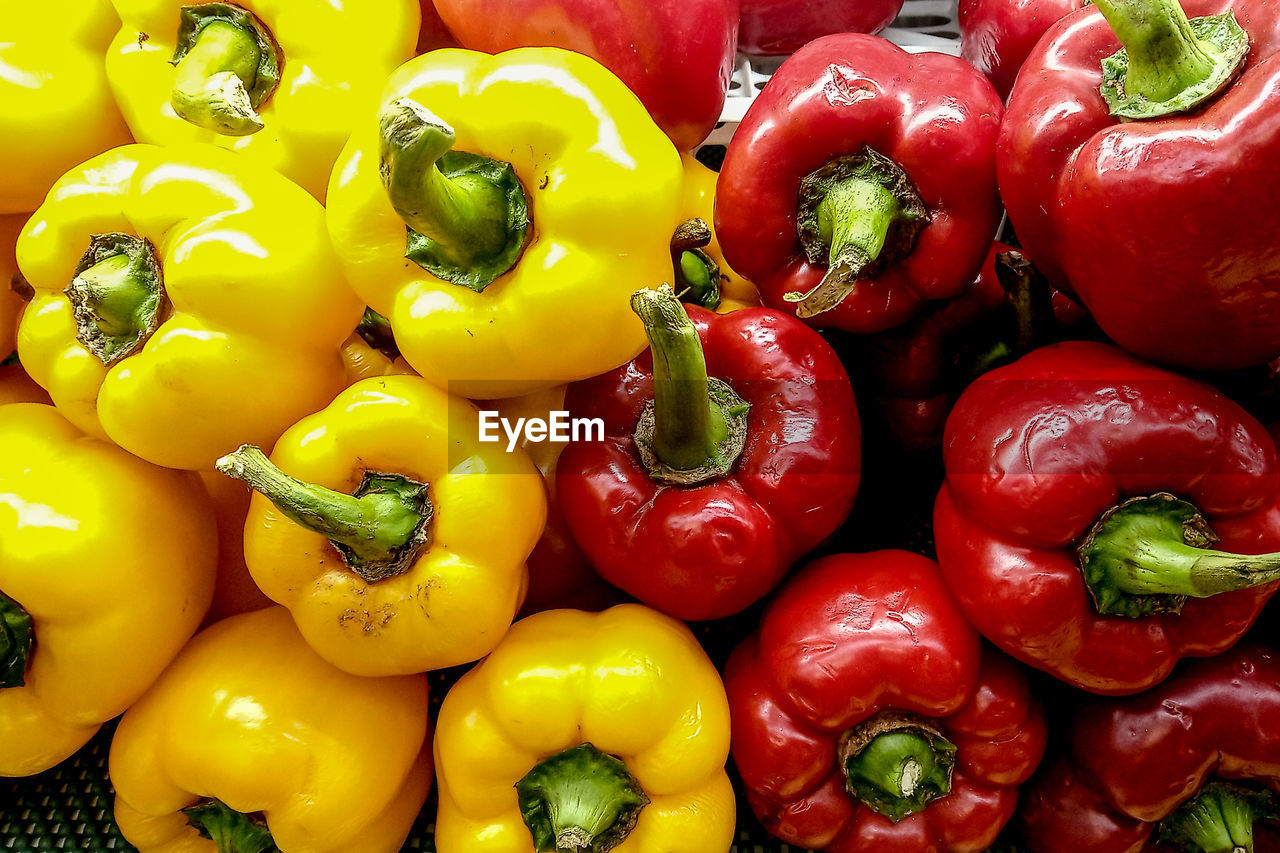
left=106, top=0, right=418, bottom=199
left=726, top=552, right=1048, bottom=853
left=431, top=0, right=737, bottom=150
left=16, top=144, right=362, bottom=471
left=859, top=243, right=1086, bottom=450
left=999, top=0, right=1280, bottom=369
left=1022, top=644, right=1280, bottom=853
left=0, top=0, right=132, bottom=214
left=738, top=0, right=904, bottom=55
left=433, top=604, right=736, bottom=853
left=934, top=341, right=1280, bottom=695
left=0, top=403, right=215, bottom=777
left=679, top=154, right=762, bottom=314
left=110, top=607, right=432, bottom=853
left=1, top=215, right=29, bottom=358
left=959, top=0, right=1085, bottom=98
left=327, top=48, right=684, bottom=399
left=716, top=35, right=1003, bottom=334
left=232, top=375, right=546, bottom=676
left=557, top=303, right=860, bottom=621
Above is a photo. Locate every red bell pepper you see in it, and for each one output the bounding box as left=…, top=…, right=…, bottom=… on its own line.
left=1021, top=644, right=1280, bottom=853
left=857, top=243, right=1087, bottom=450
left=430, top=0, right=738, bottom=150
left=999, top=0, right=1280, bottom=369
left=738, top=0, right=904, bottom=56
left=958, top=0, right=1085, bottom=98
left=725, top=551, right=1048, bottom=853
left=556, top=285, right=860, bottom=621
left=716, top=34, right=1003, bottom=334
left=935, top=341, right=1280, bottom=695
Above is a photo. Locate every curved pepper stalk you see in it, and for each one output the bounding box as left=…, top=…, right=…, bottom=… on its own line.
left=169, top=3, right=282, bottom=136
left=182, top=799, right=277, bottom=853
left=0, top=591, right=33, bottom=689
left=516, top=743, right=650, bottom=852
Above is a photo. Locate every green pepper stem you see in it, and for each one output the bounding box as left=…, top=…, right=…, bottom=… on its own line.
left=516, top=744, right=649, bottom=853
left=1078, top=493, right=1280, bottom=618
left=379, top=97, right=531, bottom=294
left=182, top=799, right=276, bottom=853
left=355, top=306, right=400, bottom=361
left=171, top=19, right=265, bottom=136
left=65, top=234, right=166, bottom=367
left=632, top=286, right=728, bottom=472
left=215, top=445, right=433, bottom=584
left=840, top=717, right=957, bottom=823
left=670, top=219, right=721, bottom=310
left=0, top=591, right=34, bottom=689
left=1158, top=783, right=1276, bottom=853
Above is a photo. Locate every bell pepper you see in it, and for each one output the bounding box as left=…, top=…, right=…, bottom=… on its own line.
left=430, top=0, right=737, bottom=150
left=858, top=244, right=1087, bottom=450
left=105, top=0, right=418, bottom=199
left=959, top=0, right=1085, bottom=98
left=327, top=47, right=684, bottom=400
left=433, top=604, right=736, bottom=853
left=726, top=551, right=1048, bottom=853
left=199, top=472, right=272, bottom=625
left=738, top=0, right=905, bottom=56
left=15, top=143, right=362, bottom=471
left=676, top=154, right=762, bottom=314
left=999, top=0, right=1280, bottom=369
left=110, top=606, right=432, bottom=853
left=490, top=386, right=621, bottom=616
left=0, top=0, right=132, bottom=215
left=0, top=402, right=215, bottom=777
left=217, top=374, right=546, bottom=676
left=340, top=308, right=416, bottom=385
left=935, top=341, right=1280, bottom=695
left=2, top=215, right=29, bottom=359
left=716, top=35, right=1004, bottom=334
left=556, top=285, right=859, bottom=621
left=1021, top=643, right=1280, bottom=853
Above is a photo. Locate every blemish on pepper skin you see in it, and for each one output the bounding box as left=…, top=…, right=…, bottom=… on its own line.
left=137, top=32, right=150, bottom=48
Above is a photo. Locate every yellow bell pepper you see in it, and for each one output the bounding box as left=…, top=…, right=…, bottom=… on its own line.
left=434, top=604, right=736, bottom=853
left=326, top=48, right=684, bottom=400
left=15, top=143, right=363, bottom=471
left=0, top=402, right=215, bottom=777
left=106, top=0, right=419, bottom=199
left=678, top=154, right=762, bottom=314
left=1, top=214, right=29, bottom=358
left=0, top=0, right=133, bottom=214
left=217, top=374, right=546, bottom=676
left=110, top=606, right=432, bottom=853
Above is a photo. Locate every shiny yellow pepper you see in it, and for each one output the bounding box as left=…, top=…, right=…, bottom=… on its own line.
left=217, top=374, right=546, bottom=676
left=0, top=0, right=133, bottom=214
left=678, top=153, right=762, bottom=314
left=110, top=606, right=432, bottom=853
left=16, top=143, right=363, bottom=471
left=0, top=402, right=215, bottom=777
left=434, top=604, right=736, bottom=853
left=339, top=308, right=415, bottom=385
left=106, top=0, right=419, bottom=199
left=327, top=48, right=685, bottom=400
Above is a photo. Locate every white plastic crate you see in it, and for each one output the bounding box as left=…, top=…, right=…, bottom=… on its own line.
left=706, top=0, right=963, bottom=145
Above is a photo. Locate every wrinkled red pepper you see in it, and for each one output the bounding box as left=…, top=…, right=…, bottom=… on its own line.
left=1022, top=644, right=1280, bottom=853
left=858, top=243, right=1087, bottom=450
left=959, top=0, right=1085, bottom=98
left=726, top=551, right=1047, bottom=853
left=716, top=34, right=1003, bottom=334
left=556, top=286, right=860, bottom=621
left=999, top=0, right=1280, bottom=369
left=935, top=341, right=1280, bottom=695
left=431, top=0, right=738, bottom=150
left=738, top=0, right=904, bottom=55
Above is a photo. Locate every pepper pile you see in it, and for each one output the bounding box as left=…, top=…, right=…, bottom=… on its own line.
left=2, top=0, right=1280, bottom=851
